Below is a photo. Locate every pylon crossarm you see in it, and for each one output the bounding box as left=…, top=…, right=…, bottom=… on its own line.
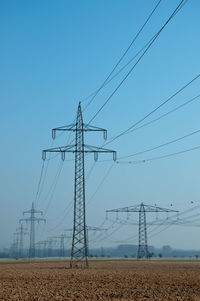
left=52, top=123, right=106, bottom=133
left=20, top=217, right=45, bottom=222
left=84, top=144, right=116, bottom=161
left=107, top=204, right=178, bottom=213
left=23, top=210, right=43, bottom=215
left=141, top=204, right=178, bottom=212
left=53, top=124, right=76, bottom=130
left=52, top=124, right=76, bottom=139
left=42, top=145, right=76, bottom=161
left=43, top=144, right=116, bottom=161
left=83, top=124, right=107, bottom=139
left=44, top=144, right=114, bottom=153
left=43, top=144, right=75, bottom=153
left=52, top=124, right=107, bottom=140
left=84, top=144, right=114, bottom=152
left=37, top=218, right=46, bottom=223
left=83, top=124, right=106, bottom=131
left=87, top=226, right=107, bottom=231
left=19, top=218, right=28, bottom=223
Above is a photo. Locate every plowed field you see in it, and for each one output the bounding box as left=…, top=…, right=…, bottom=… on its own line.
left=0, top=259, right=200, bottom=300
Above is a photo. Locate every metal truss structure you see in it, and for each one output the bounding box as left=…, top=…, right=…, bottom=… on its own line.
left=43, top=102, right=116, bottom=267
left=107, top=202, right=178, bottom=258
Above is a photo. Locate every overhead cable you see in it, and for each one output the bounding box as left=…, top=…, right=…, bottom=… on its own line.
left=106, top=72, right=200, bottom=146
left=117, top=144, right=200, bottom=165
left=118, top=128, right=200, bottom=160
left=125, top=94, right=200, bottom=135
left=82, top=0, right=163, bottom=112
left=87, top=0, right=187, bottom=126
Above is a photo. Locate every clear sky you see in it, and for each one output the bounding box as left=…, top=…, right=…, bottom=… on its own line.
left=1, top=0, right=200, bottom=251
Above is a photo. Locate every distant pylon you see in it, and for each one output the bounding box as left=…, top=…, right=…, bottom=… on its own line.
left=59, top=235, right=65, bottom=257
left=52, top=234, right=71, bottom=257
left=12, top=233, right=20, bottom=258
left=47, top=238, right=56, bottom=257
left=40, top=240, right=48, bottom=257
left=106, top=202, right=178, bottom=259
left=16, top=223, right=27, bottom=258
left=20, top=202, right=46, bottom=258
left=43, top=102, right=116, bottom=267
left=138, top=203, right=148, bottom=258
left=86, top=226, right=107, bottom=256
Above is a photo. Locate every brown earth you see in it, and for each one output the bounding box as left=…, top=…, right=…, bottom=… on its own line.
left=0, top=259, right=200, bottom=300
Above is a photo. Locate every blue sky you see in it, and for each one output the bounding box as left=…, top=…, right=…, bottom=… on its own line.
left=1, top=0, right=200, bottom=250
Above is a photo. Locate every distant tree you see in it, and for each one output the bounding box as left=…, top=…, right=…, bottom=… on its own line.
left=158, top=253, right=162, bottom=258
left=148, top=252, right=154, bottom=258
left=124, top=255, right=128, bottom=258
left=195, top=254, right=199, bottom=259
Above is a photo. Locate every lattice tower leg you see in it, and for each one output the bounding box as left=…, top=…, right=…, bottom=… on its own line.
left=137, top=203, right=148, bottom=258
left=70, top=105, right=88, bottom=267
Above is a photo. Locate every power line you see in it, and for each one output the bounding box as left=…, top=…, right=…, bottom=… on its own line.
left=118, top=128, right=200, bottom=160
left=43, top=161, right=64, bottom=216
left=39, top=1, right=188, bottom=234
left=98, top=93, right=200, bottom=164
left=125, top=94, right=200, bottom=135
left=87, top=0, right=187, bottom=126
left=35, top=140, right=55, bottom=206
left=106, top=72, right=200, bottom=146
left=45, top=158, right=103, bottom=230
left=117, top=144, right=200, bottom=165
left=82, top=0, right=163, bottom=112
left=86, top=163, right=114, bottom=206
left=35, top=161, right=45, bottom=206
left=35, top=130, right=74, bottom=208
left=91, top=92, right=200, bottom=164
left=81, top=0, right=188, bottom=111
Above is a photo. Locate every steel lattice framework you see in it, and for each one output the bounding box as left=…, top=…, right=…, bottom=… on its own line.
left=51, top=234, right=71, bottom=257
left=107, top=202, right=178, bottom=259
left=43, top=102, right=116, bottom=267
left=16, top=223, right=27, bottom=258
left=20, top=202, right=46, bottom=258
left=138, top=203, right=148, bottom=258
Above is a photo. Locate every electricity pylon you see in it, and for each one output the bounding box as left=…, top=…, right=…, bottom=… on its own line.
left=20, top=202, right=46, bottom=258
left=12, top=233, right=20, bottom=258
left=16, top=223, right=27, bottom=258
left=107, top=202, right=178, bottom=259
left=41, top=240, right=48, bottom=257
left=43, top=102, right=116, bottom=267
left=35, top=241, right=43, bottom=257
left=47, top=238, right=57, bottom=257
left=52, top=234, right=71, bottom=257
left=86, top=226, right=107, bottom=256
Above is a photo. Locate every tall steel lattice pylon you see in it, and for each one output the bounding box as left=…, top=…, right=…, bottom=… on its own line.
left=51, top=234, right=71, bottom=257
left=20, top=202, right=46, bottom=258
left=106, top=202, right=178, bottom=259
left=42, top=102, right=116, bottom=267
left=138, top=203, right=148, bottom=258
left=73, top=104, right=88, bottom=267
left=16, top=223, right=27, bottom=258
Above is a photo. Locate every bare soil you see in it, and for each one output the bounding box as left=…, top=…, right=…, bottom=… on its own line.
left=0, top=259, right=200, bottom=300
